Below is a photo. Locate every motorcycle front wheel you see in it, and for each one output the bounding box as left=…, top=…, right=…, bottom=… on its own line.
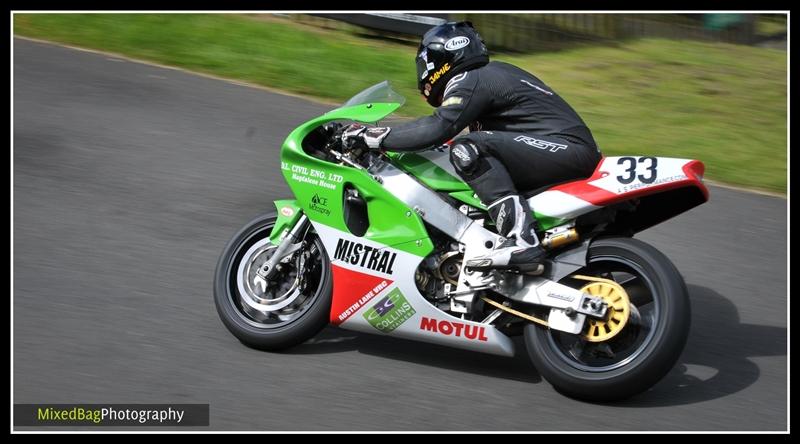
left=213, top=211, right=332, bottom=350
left=525, top=236, right=690, bottom=401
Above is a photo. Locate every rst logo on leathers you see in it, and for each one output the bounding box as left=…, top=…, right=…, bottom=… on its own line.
left=333, top=239, right=397, bottom=274
left=513, top=135, right=568, bottom=153
left=363, top=288, right=416, bottom=333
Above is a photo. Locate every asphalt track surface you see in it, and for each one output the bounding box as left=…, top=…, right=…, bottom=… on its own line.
left=13, top=38, right=788, bottom=431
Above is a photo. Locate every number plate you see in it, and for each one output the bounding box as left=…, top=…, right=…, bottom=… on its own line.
left=588, top=157, right=690, bottom=195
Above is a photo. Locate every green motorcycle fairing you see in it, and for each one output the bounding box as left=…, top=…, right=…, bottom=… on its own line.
left=279, top=100, right=433, bottom=257
left=385, top=151, right=471, bottom=193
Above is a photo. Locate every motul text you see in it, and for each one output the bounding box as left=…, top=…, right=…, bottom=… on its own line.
left=419, top=317, right=488, bottom=341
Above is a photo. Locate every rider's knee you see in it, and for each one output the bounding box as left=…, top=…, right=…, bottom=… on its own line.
left=449, top=141, right=490, bottom=179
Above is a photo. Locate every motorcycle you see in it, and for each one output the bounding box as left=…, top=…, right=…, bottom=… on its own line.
left=214, top=81, right=709, bottom=401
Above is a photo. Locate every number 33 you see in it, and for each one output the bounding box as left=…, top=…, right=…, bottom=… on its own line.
left=617, top=157, right=657, bottom=184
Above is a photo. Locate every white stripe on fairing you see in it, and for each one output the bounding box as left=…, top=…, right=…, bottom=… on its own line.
left=416, top=149, right=461, bottom=179
left=528, top=190, right=600, bottom=219
left=311, top=222, right=515, bottom=357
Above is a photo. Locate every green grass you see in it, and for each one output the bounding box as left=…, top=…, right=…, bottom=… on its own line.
left=757, top=14, right=788, bottom=36
left=14, top=13, right=787, bottom=193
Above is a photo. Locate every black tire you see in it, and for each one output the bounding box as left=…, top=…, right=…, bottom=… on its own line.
left=525, top=236, right=690, bottom=402
left=213, top=211, right=332, bottom=351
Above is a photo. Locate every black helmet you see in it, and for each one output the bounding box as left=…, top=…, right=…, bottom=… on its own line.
left=416, top=21, right=489, bottom=107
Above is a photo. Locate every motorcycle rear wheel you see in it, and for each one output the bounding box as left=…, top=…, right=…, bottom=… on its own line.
left=524, top=236, right=690, bottom=401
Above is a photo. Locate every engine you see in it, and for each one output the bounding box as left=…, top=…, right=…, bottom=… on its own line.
left=414, top=236, right=463, bottom=311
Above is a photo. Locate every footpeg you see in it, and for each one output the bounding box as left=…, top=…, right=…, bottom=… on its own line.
left=465, top=259, right=544, bottom=275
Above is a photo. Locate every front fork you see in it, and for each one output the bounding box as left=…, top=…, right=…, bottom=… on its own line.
left=253, top=203, right=309, bottom=292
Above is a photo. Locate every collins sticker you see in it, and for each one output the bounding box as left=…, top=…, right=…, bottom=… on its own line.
left=363, top=288, right=416, bottom=333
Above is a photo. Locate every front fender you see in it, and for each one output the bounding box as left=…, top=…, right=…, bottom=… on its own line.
left=269, top=199, right=303, bottom=245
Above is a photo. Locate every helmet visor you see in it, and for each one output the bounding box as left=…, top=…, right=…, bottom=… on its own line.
left=416, top=48, right=432, bottom=82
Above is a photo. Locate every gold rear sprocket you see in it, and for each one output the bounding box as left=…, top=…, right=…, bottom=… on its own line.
left=571, top=274, right=631, bottom=342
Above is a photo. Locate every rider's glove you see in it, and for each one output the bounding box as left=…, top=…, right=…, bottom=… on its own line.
left=341, top=123, right=391, bottom=150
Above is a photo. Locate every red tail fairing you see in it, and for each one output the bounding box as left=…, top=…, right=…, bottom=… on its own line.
left=549, top=157, right=709, bottom=207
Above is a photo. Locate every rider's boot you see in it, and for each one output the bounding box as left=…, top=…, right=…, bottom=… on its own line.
left=465, top=195, right=546, bottom=274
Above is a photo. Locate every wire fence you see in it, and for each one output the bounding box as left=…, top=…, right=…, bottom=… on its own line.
left=457, top=13, right=771, bottom=51
left=288, top=13, right=786, bottom=53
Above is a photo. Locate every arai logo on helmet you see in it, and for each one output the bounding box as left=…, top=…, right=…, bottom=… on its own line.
left=445, top=36, right=470, bottom=51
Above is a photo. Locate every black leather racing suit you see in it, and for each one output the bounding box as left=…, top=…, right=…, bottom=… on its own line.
left=382, top=61, right=603, bottom=204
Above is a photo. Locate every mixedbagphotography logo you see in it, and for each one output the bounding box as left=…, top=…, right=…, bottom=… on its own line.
left=14, top=404, right=209, bottom=427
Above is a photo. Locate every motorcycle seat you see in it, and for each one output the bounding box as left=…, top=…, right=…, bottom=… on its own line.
left=521, top=178, right=583, bottom=199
